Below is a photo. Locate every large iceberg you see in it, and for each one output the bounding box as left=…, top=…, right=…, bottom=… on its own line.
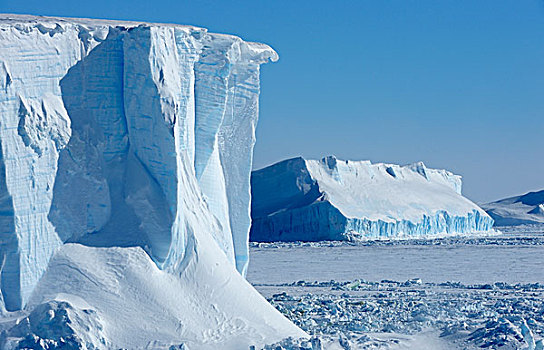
left=0, top=14, right=305, bottom=349
left=250, top=156, right=494, bottom=241
left=482, top=190, right=544, bottom=226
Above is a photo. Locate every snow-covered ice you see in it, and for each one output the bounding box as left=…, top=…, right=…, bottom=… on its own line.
left=248, top=232, right=544, bottom=285
left=2, top=244, right=305, bottom=349
left=249, top=225, right=544, bottom=349
left=0, top=14, right=305, bottom=349
left=250, top=156, right=494, bottom=242
left=482, top=190, right=544, bottom=226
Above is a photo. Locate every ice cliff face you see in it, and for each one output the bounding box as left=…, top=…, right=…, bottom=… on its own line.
left=482, top=190, right=544, bottom=226
left=250, top=156, right=494, bottom=242
left=0, top=17, right=302, bottom=350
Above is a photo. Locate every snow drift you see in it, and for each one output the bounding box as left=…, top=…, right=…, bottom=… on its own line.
left=482, top=190, right=544, bottom=226
left=250, top=156, right=494, bottom=241
left=0, top=14, right=305, bottom=349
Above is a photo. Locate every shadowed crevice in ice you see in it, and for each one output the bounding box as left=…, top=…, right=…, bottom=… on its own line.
left=0, top=141, right=19, bottom=311
left=49, top=27, right=173, bottom=264
left=251, top=157, right=323, bottom=219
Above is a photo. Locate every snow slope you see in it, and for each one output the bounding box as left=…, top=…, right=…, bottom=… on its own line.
left=0, top=14, right=305, bottom=348
left=482, top=190, right=544, bottom=226
left=250, top=156, right=494, bottom=241
left=0, top=243, right=304, bottom=349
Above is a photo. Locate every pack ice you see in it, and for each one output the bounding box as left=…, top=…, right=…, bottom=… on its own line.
left=250, top=156, right=494, bottom=242
left=0, top=14, right=305, bottom=349
left=482, top=190, right=544, bottom=226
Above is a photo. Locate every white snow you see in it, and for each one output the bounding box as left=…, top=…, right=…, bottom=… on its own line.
left=0, top=14, right=303, bottom=349
left=482, top=190, right=544, bottom=226
left=12, top=242, right=303, bottom=349
left=248, top=231, right=544, bottom=286
left=250, top=156, right=494, bottom=241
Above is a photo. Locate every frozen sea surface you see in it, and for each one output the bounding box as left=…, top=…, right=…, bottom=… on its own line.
left=249, top=225, right=544, bottom=349
left=248, top=228, right=544, bottom=286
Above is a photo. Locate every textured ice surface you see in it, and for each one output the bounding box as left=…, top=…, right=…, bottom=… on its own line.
left=1, top=300, right=110, bottom=349
left=482, top=190, right=544, bottom=226
left=249, top=229, right=544, bottom=287
left=250, top=156, right=494, bottom=242
left=258, top=280, right=544, bottom=349
left=249, top=227, right=544, bottom=349
left=0, top=14, right=303, bottom=349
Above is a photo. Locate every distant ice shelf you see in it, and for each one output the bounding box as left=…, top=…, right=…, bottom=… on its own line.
left=482, top=190, right=544, bottom=226
left=250, top=156, right=494, bottom=242
left=0, top=14, right=305, bottom=349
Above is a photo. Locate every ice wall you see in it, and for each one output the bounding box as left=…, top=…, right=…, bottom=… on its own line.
left=250, top=156, right=494, bottom=242
left=0, top=15, right=277, bottom=311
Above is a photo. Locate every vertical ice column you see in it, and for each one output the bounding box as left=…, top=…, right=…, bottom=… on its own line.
left=219, top=52, right=262, bottom=275
left=193, top=35, right=239, bottom=265
left=173, top=28, right=202, bottom=162
left=123, top=26, right=182, bottom=266
left=194, top=36, right=278, bottom=275
left=0, top=24, right=82, bottom=310
left=123, top=26, right=223, bottom=270
left=218, top=42, right=278, bottom=275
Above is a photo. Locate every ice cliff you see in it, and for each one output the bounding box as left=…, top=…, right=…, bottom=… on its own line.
left=482, top=190, right=544, bottom=226
left=250, top=156, right=494, bottom=242
left=0, top=14, right=305, bottom=349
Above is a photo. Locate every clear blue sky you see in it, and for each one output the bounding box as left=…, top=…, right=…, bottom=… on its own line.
left=1, top=0, right=543, bottom=202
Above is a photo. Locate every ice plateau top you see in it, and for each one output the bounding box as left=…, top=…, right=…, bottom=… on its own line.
left=0, top=14, right=306, bottom=349
left=250, top=156, right=494, bottom=242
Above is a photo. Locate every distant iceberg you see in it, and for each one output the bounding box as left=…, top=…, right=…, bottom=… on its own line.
left=482, top=190, right=544, bottom=226
left=250, top=156, right=494, bottom=242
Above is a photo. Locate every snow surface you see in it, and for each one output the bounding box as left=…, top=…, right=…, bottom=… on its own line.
left=482, top=190, right=544, bottom=226
left=2, top=243, right=305, bottom=349
left=250, top=156, right=494, bottom=242
left=248, top=230, right=544, bottom=286
left=0, top=14, right=304, bottom=348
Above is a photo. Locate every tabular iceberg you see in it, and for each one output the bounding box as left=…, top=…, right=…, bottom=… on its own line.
left=0, top=14, right=305, bottom=349
left=250, top=156, right=494, bottom=242
left=482, top=190, right=544, bottom=226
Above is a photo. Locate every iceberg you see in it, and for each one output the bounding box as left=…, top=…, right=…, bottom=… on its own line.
left=482, top=190, right=544, bottom=226
left=0, top=14, right=305, bottom=349
left=250, top=156, right=494, bottom=242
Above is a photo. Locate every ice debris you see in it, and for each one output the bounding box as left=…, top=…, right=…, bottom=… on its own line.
left=256, top=279, right=544, bottom=349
